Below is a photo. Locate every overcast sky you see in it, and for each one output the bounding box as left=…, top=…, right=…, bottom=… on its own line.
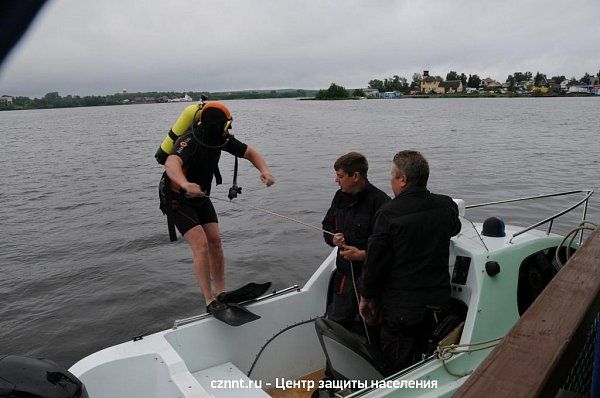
left=1, top=0, right=599, bottom=97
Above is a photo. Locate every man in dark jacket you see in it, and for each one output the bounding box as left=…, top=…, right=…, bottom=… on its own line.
left=322, top=152, right=390, bottom=331
left=360, top=150, right=461, bottom=373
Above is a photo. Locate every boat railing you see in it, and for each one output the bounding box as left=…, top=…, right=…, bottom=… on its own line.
left=454, top=228, right=600, bottom=398
left=465, top=189, right=594, bottom=243
left=172, top=285, right=300, bottom=329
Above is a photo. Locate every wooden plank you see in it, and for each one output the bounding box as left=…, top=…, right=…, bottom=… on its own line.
left=266, top=368, right=325, bottom=398
left=455, top=228, right=600, bottom=398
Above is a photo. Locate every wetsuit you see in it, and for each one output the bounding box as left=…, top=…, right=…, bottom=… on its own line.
left=362, top=186, right=461, bottom=373
left=322, top=182, right=390, bottom=330
left=159, top=131, right=247, bottom=235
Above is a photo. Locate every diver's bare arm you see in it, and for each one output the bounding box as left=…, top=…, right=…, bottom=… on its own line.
left=243, top=146, right=275, bottom=186
left=165, top=155, right=203, bottom=196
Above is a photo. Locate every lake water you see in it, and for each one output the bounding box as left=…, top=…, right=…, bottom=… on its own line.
left=0, top=97, right=599, bottom=367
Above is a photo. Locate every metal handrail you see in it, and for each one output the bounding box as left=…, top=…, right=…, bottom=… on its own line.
left=465, top=189, right=594, bottom=243
left=172, top=285, right=300, bottom=329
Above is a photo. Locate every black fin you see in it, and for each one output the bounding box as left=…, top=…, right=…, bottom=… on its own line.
left=207, top=301, right=260, bottom=326
left=217, top=282, right=272, bottom=304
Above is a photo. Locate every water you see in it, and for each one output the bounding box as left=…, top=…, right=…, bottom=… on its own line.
left=0, top=98, right=599, bottom=367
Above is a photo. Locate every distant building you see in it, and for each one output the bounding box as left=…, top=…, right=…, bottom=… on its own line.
left=517, top=80, right=534, bottom=90
left=482, top=77, right=502, bottom=90
left=419, top=71, right=463, bottom=94
left=0, top=95, right=13, bottom=104
left=568, top=85, right=592, bottom=94
left=362, top=88, right=379, bottom=98
left=421, top=71, right=443, bottom=93
left=375, top=91, right=403, bottom=99
left=171, top=94, right=193, bottom=102
left=439, top=80, right=463, bottom=93
left=134, top=96, right=157, bottom=103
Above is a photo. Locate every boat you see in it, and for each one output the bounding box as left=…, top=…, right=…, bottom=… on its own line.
left=60, top=189, right=593, bottom=397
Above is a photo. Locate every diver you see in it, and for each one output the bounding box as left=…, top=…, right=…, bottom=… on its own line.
left=157, top=100, right=275, bottom=324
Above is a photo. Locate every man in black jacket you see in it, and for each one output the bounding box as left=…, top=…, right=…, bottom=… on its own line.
left=322, top=152, right=390, bottom=331
left=360, top=150, right=461, bottom=373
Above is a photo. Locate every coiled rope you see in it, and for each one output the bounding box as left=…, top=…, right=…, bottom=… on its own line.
left=434, top=337, right=504, bottom=378
left=554, top=220, right=598, bottom=270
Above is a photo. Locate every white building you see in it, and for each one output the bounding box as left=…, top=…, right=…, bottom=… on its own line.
left=362, top=88, right=380, bottom=98
left=171, top=94, right=193, bottom=102
left=568, top=85, right=591, bottom=94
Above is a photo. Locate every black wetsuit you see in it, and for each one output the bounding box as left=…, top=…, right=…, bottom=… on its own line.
left=362, top=185, right=461, bottom=373
left=159, top=131, right=247, bottom=235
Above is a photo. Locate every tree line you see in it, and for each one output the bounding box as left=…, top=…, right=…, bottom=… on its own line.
left=364, top=69, right=600, bottom=93
left=1, top=89, right=315, bottom=111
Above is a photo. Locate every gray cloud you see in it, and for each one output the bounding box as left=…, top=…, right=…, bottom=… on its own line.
left=1, top=0, right=599, bottom=97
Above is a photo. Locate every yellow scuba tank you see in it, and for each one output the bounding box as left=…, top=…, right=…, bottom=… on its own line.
left=154, top=96, right=201, bottom=164
left=154, top=97, right=233, bottom=164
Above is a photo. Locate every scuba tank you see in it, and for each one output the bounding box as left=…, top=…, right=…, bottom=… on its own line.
left=154, top=95, right=209, bottom=165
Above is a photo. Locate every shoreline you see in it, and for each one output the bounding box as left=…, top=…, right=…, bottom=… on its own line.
left=1, top=92, right=596, bottom=111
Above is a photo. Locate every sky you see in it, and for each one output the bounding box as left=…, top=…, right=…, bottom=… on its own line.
left=1, top=0, right=599, bottom=97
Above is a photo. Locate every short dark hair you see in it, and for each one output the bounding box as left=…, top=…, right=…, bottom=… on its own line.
left=334, top=152, right=368, bottom=178
left=392, top=150, right=429, bottom=187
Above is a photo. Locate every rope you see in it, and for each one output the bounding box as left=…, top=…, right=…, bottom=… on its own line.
left=459, top=217, right=489, bottom=252
left=434, top=337, right=504, bottom=378
left=209, top=193, right=374, bottom=343
left=206, top=193, right=375, bottom=345
left=206, top=194, right=335, bottom=236
left=350, top=259, right=371, bottom=345
left=555, top=221, right=598, bottom=269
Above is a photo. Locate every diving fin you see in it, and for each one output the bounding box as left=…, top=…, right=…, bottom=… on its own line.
left=207, top=300, right=260, bottom=326
left=217, top=282, right=272, bottom=304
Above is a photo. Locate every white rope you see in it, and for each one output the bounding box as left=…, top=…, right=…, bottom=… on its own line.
left=350, top=259, right=371, bottom=345
left=206, top=195, right=335, bottom=236
left=555, top=221, right=598, bottom=269
left=434, top=337, right=504, bottom=378
left=208, top=194, right=374, bottom=344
